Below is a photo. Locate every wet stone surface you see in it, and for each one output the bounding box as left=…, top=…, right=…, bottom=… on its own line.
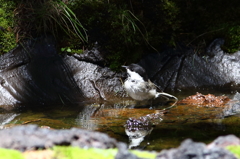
left=178, top=92, right=230, bottom=107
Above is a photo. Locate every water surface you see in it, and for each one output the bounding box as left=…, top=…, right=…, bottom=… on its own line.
left=1, top=88, right=240, bottom=152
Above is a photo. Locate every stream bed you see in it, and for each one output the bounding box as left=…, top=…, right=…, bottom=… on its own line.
left=1, top=88, right=240, bottom=152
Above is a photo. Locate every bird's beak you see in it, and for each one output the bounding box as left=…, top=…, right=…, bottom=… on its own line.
left=122, top=65, right=127, bottom=69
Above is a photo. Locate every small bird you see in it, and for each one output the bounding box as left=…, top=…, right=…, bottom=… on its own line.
left=122, top=63, right=178, bottom=102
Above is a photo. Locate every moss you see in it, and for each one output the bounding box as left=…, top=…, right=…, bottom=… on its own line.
left=0, top=146, right=157, bottom=159
left=0, top=148, right=24, bottom=159
left=53, top=146, right=157, bottom=159
left=226, top=145, right=240, bottom=158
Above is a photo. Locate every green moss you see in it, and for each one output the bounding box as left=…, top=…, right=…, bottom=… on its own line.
left=131, top=150, right=157, bottom=159
left=0, top=146, right=156, bottom=159
left=53, top=146, right=157, bottom=159
left=0, top=148, right=24, bottom=159
left=226, top=145, right=240, bottom=158
left=54, top=147, right=117, bottom=159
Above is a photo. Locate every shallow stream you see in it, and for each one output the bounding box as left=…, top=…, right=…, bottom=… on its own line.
left=1, top=88, right=240, bottom=152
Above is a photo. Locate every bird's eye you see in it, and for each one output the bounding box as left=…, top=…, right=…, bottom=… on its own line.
left=131, top=80, right=135, bottom=83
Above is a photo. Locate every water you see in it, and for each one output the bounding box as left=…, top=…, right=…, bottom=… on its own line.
left=1, top=89, right=240, bottom=152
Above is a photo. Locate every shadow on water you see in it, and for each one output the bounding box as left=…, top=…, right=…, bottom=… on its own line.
left=1, top=88, right=240, bottom=152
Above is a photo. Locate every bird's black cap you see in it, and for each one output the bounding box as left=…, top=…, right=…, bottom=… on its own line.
left=123, top=64, right=149, bottom=81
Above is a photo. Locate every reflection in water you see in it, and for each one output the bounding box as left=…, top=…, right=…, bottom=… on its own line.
left=125, top=125, right=154, bottom=149
left=124, top=113, right=163, bottom=149
left=76, top=103, right=102, bottom=130
left=0, top=113, right=18, bottom=129
left=75, top=99, right=140, bottom=130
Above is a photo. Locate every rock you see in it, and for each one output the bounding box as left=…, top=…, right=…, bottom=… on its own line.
left=1, top=35, right=240, bottom=108
left=156, top=138, right=237, bottom=159
left=63, top=55, right=125, bottom=100
left=71, top=42, right=105, bottom=66
left=208, top=135, right=240, bottom=148
left=139, top=39, right=240, bottom=91
left=0, top=125, right=238, bottom=159
left=0, top=35, right=126, bottom=108
left=0, top=125, right=118, bottom=151
left=0, top=124, right=141, bottom=159
left=221, top=92, right=240, bottom=117
left=0, top=36, right=83, bottom=109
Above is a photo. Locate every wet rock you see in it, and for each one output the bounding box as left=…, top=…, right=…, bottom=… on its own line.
left=2, top=35, right=240, bottom=108
left=156, top=138, right=237, bottom=159
left=222, top=92, right=240, bottom=117
left=0, top=125, right=118, bottom=151
left=0, top=35, right=126, bottom=108
left=63, top=56, right=126, bottom=100
left=208, top=135, right=240, bottom=148
left=178, top=92, right=230, bottom=107
left=0, top=36, right=83, bottom=109
left=139, top=38, right=240, bottom=91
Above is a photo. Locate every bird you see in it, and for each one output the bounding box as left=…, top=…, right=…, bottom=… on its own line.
left=122, top=63, right=178, bottom=102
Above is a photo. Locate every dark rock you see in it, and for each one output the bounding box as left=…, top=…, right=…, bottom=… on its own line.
left=0, top=35, right=126, bottom=108
left=72, top=42, right=105, bottom=66
left=0, top=36, right=83, bottom=109
left=2, top=35, right=240, bottom=108
left=156, top=138, right=237, bottom=159
left=139, top=39, right=240, bottom=91
left=0, top=125, right=118, bottom=151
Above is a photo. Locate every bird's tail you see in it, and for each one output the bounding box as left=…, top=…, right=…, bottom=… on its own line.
left=156, top=92, right=178, bottom=102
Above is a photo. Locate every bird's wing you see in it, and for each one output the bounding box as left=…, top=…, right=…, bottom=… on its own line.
left=148, top=79, right=162, bottom=91
left=136, top=81, right=153, bottom=92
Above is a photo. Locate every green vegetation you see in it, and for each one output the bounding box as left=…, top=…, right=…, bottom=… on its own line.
left=14, top=0, right=87, bottom=43
left=0, top=147, right=157, bottom=159
left=227, top=145, right=240, bottom=158
left=0, top=0, right=16, bottom=54
left=1, top=0, right=240, bottom=69
left=53, top=146, right=156, bottom=159
left=0, top=148, right=24, bottom=159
